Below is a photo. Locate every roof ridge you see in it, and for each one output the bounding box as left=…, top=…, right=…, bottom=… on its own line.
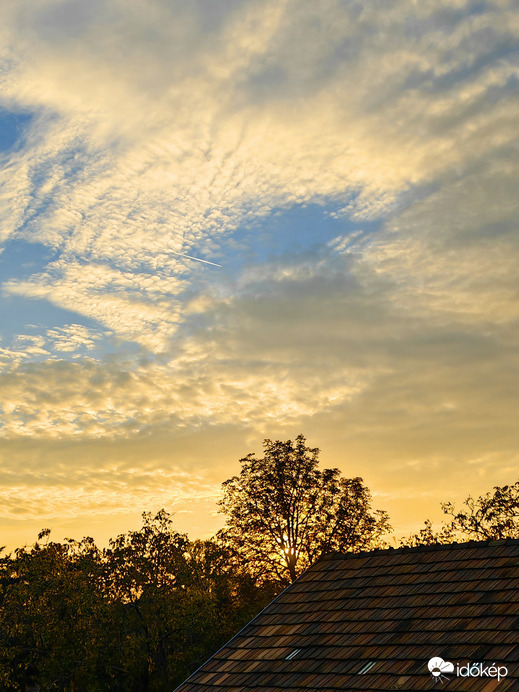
left=317, top=537, right=519, bottom=563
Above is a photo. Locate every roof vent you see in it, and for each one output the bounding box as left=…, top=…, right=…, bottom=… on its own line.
left=285, top=648, right=302, bottom=660
left=358, top=661, right=377, bottom=675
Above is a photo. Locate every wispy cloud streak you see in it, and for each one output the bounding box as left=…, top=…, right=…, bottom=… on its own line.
left=0, top=0, right=518, bottom=543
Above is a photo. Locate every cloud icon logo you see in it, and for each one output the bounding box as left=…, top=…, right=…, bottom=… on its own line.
left=428, top=657, right=454, bottom=678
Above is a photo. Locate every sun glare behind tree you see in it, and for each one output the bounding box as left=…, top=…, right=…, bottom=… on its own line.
left=217, top=434, right=391, bottom=585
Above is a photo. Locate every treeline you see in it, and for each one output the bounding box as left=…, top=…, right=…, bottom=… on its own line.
left=0, top=512, right=276, bottom=691
left=1, top=435, right=518, bottom=691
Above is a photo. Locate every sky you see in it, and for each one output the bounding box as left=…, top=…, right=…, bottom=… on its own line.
left=0, top=0, right=518, bottom=551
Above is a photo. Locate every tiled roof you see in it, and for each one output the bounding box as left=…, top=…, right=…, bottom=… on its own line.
left=174, top=539, right=519, bottom=691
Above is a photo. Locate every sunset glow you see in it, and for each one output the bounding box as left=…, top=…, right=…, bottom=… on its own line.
left=1, top=0, right=518, bottom=550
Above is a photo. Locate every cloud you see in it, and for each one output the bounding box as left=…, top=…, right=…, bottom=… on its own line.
left=46, top=323, right=103, bottom=352
left=0, top=425, right=250, bottom=548
left=0, top=0, right=519, bottom=543
left=0, top=0, right=514, bottom=303
left=0, top=463, right=219, bottom=522
left=4, top=260, right=185, bottom=350
left=362, top=152, right=519, bottom=326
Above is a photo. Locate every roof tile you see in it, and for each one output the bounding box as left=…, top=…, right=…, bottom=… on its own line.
left=175, top=539, right=519, bottom=691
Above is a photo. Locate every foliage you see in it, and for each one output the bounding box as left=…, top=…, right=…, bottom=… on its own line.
left=100, top=509, right=191, bottom=690
left=400, top=519, right=456, bottom=548
left=218, top=434, right=391, bottom=585
left=0, top=437, right=393, bottom=688
left=402, top=481, right=519, bottom=546
left=442, top=482, right=519, bottom=540
left=0, top=512, right=273, bottom=692
left=0, top=533, right=113, bottom=692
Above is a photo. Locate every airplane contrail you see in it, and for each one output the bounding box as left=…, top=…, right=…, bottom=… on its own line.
left=170, top=251, right=222, bottom=267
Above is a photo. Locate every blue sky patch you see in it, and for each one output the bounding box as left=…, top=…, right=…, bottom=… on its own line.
left=0, top=240, right=56, bottom=282
left=212, top=202, right=380, bottom=272
left=0, top=109, right=33, bottom=154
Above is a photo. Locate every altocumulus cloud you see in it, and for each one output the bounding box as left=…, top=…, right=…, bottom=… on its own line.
left=0, top=0, right=518, bottom=545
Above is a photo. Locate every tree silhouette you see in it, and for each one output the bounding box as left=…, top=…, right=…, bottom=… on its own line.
left=0, top=533, right=113, bottom=691
left=402, top=481, right=519, bottom=546
left=443, top=482, right=519, bottom=540
left=218, top=434, right=391, bottom=585
left=0, top=513, right=273, bottom=691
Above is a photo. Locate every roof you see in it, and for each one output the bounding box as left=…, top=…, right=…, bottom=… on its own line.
left=174, top=539, right=519, bottom=691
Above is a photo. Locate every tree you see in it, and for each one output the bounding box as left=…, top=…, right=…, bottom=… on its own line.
left=0, top=532, right=113, bottom=692
left=177, top=540, right=275, bottom=674
left=443, top=482, right=519, bottom=540
left=402, top=481, right=519, bottom=546
left=102, top=509, right=191, bottom=691
left=217, top=434, right=391, bottom=585
left=101, top=510, right=273, bottom=691
left=400, top=519, right=456, bottom=548
left=0, top=512, right=274, bottom=692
